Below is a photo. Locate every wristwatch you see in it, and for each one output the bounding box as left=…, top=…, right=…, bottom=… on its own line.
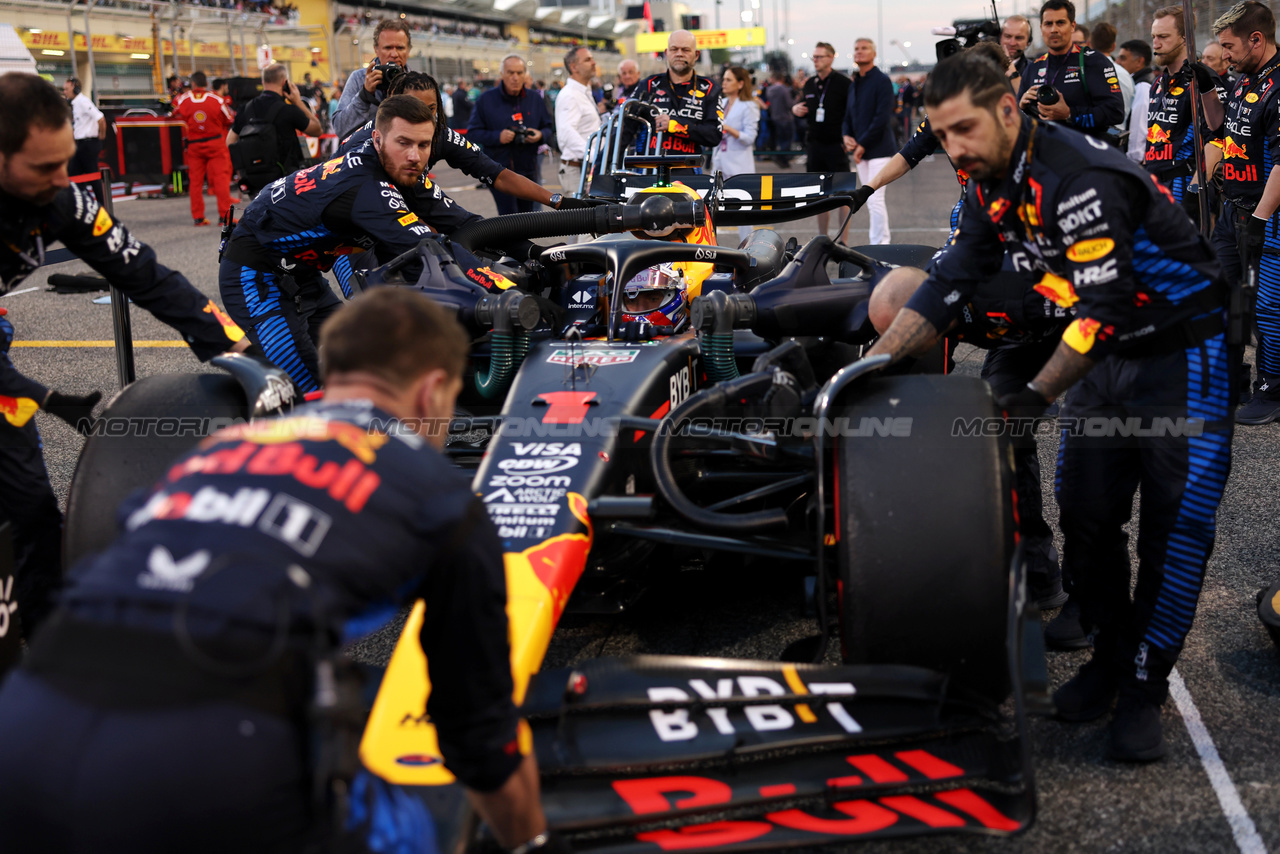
left=549, top=193, right=563, bottom=209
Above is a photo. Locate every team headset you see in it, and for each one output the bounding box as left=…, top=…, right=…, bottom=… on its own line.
left=68, top=78, right=82, bottom=95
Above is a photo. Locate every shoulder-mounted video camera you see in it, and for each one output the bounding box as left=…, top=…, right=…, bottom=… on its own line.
left=933, top=0, right=1002, bottom=64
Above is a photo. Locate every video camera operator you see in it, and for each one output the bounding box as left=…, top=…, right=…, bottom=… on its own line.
left=0, top=288, right=563, bottom=854
left=332, top=19, right=412, bottom=140
left=468, top=54, right=555, bottom=215
left=1017, top=0, right=1125, bottom=139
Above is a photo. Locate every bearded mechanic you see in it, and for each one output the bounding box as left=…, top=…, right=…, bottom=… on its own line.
left=0, top=288, right=565, bottom=854
left=1204, top=1, right=1280, bottom=424
left=220, top=95, right=480, bottom=394
left=869, top=52, right=1232, bottom=762
left=0, top=73, right=253, bottom=636
left=853, top=42, right=1074, bottom=614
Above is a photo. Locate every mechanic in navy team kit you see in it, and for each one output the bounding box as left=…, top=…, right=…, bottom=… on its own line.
left=1205, top=1, right=1280, bottom=424
left=870, top=53, right=1232, bottom=761
left=0, top=73, right=253, bottom=636
left=636, top=29, right=724, bottom=158
left=858, top=42, right=1074, bottom=615
left=1141, top=6, right=1225, bottom=208
left=468, top=54, right=555, bottom=215
left=1017, top=0, right=1126, bottom=139
left=0, top=288, right=565, bottom=854
left=220, top=95, right=480, bottom=394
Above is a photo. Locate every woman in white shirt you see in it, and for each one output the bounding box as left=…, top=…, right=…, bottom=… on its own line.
left=713, top=66, right=759, bottom=246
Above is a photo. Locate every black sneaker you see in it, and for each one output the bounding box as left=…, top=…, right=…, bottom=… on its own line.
left=1045, top=600, right=1095, bottom=650
left=1030, top=572, right=1069, bottom=611
left=1053, top=656, right=1118, bottom=721
left=1236, top=389, right=1280, bottom=425
left=1109, top=689, right=1166, bottom=761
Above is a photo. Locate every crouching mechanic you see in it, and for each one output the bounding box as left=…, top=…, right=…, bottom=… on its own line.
left=0, top=288, right=566, bottom=854
left=853, top=43, right=1073, bottom=612
left=220, top=95, right=479, bottom=393
left=869, top=53, right=1232, bottom=761
left=0, top=72, right=252, bottom=636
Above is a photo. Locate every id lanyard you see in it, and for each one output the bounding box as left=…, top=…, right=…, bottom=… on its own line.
left=815, top=78, right=830, bottom=123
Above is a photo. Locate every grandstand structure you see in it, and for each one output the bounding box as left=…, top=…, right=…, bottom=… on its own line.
left=0, top=0, right=680, bottom=102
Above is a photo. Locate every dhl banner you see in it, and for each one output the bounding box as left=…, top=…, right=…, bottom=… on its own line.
left=20, top=30, right=323, bottom=63
left=635, top=26, right=767, bottom=53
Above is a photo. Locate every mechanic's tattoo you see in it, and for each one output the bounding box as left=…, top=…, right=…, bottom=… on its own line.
left=1029, top=341, right=1095, bottom=401
left=867, top=307, right=941, bottom=363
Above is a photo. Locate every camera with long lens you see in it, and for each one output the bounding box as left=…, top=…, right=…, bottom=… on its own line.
left=373, top=62, right=405, bottom=95
left=1023, top=83, right=1059, bottom=117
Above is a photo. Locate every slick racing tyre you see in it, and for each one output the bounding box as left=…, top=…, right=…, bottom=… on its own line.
left=63, top=373, right=250, bottom=571
left=835, top=374, right=1015, bottom=702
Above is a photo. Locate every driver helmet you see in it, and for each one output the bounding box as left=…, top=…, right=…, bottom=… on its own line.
left=620, top=263, right=687, bottom=329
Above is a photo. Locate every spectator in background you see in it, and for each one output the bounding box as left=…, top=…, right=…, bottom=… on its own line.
left=713, top=66, right=759, bottom=246
left=1091, top=22, right=1134, bottom=132
left=172, top=70, right=236, bottom=226
left=1003, top=14, right=1034, bottom=83
left=792, top=68, right=809, bottom=147
left=1118, top=38, right=1154, bottom=162
left=1073, top=22, right=1090, bottom=45
left=63, top=77, right=104, bottom=177
left=794, top=43, right=850, bottom=239
left=841, top=38, right=895, bottom=244
left=331, top=18, right=411, bottom=138
left=1201, top=40, right=1233, bottom=81
left=617, top=59, right=641, bottom=100
left=452, top=78, right=473, bottom=130
left=226, top=63, right=319, bottom=195
left=555, top=46, right=601, bottom=220
left=469, top=55, right=554, bottom=214
left=765, top=71, right=795, bottom=166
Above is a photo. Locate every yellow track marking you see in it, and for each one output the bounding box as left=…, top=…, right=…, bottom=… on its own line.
left=12, top=340, right=187, bottom=347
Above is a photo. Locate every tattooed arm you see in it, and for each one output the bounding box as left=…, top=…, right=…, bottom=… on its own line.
left=1029, top=340, right=1095, bottom=401
left=866, top=308, right=943, bottom=362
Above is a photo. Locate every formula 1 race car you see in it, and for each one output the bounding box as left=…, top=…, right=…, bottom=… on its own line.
left=63, top=162, right=1047, bottom=852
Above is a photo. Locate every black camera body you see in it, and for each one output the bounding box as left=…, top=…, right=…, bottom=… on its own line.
left=508, top=123, right=536, bottom=142
left=373, top=62, right=405, bottom=94
left=1023, top=84, right=1060, bottom=116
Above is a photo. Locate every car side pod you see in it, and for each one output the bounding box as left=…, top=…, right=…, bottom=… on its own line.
left=62, top=353, right=295, bottom=571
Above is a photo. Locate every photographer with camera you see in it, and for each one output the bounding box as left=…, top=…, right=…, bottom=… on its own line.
left=226, top=64, right=320, bottom=196
left=332, top=19, right=412, bottom=140
left=468, top=54, right=555, bottom=215
left=1017, top=0, right=1125, bottom=139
